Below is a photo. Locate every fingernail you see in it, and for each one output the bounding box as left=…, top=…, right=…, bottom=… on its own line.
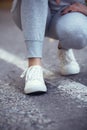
left=68, top=10, right=72, bottom=13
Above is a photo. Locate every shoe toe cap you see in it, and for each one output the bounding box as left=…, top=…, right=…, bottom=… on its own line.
left=60, top=63, right=80, bottom=75
left=24, top=80, right=47, bottom=94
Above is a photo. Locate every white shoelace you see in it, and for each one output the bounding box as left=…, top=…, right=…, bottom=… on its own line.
left=59, top=49, right=74, bottom=65
left=20, top=66, right=43, bottom=81
left=20, top=68, right=28, bottom=78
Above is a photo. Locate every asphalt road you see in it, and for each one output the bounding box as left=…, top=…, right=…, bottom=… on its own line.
left=0, top=10, right=87, bottom=130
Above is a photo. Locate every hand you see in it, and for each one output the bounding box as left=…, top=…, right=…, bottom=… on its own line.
left=61, top=2, right=87, bottom=16
left=56, top=0, right=61, bottom=4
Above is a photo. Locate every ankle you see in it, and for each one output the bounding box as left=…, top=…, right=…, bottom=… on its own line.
left=58, top=42, right=62, bottom=49
left=28, top=58, right=42, bottom=67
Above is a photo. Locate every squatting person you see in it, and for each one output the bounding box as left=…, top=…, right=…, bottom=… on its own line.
left=11, top=0, right=87, bottom=94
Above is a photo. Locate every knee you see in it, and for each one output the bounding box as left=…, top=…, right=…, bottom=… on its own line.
left=74, top=34, right=87, bottom=49
left=57, top=13, right=87, bottom=49
left=59, top=27, right=87, bottom=49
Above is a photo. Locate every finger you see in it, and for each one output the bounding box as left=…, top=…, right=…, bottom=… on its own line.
left=61, top=8, right=71, bottom=14
left=61, top=6, right=73, bottom=14
left=56, top=0, right=60, bottom=4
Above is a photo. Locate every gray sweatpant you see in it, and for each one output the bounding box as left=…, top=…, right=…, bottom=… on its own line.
left=21, top=0, right=87, bottom=58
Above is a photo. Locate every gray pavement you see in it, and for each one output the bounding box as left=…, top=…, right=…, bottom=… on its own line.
left=0, top=10, right=87, bottom=130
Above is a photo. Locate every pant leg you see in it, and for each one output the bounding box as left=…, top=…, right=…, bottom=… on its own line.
left=45, top=7, right=52, bottom=36
left=47, top=12, right=87, bottom=49
left=21, top=0, right=48, bottom=58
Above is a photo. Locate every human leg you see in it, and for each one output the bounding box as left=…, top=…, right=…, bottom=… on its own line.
left=21, top=0, right=48, bottom=94
left=48, top=12, right=87, bottom=49
left=21, top=0, right=48, bottom=61
left=47, top=12, right=87, bottom=75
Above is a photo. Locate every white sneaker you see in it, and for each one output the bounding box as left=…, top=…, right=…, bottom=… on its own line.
left=58, top=49, right=80, bottom=75
left=21, top=65, right=47, bottom=94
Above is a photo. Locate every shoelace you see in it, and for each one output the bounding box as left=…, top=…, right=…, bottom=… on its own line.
left=20, top=68, right=28, bottom=78
left=20, top=66, right=43, bottom=81
left=59, top=50, right=73, bottom=65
